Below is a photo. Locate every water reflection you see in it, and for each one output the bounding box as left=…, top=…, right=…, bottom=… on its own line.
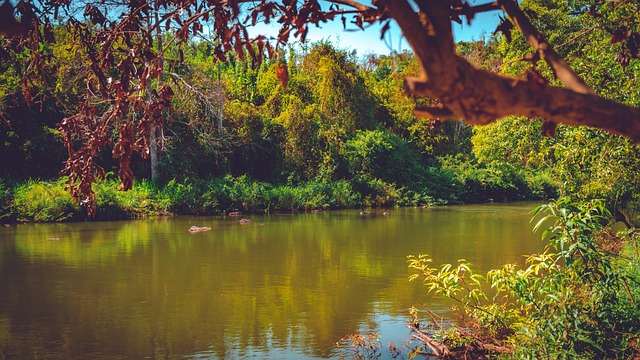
left=0, top=203, right=544, bottom=359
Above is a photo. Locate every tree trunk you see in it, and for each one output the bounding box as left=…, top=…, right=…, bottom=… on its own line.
left=150, top=0, right=164, bottom=182
left=218, top=64, right=223, bottom=131
left=150, top=125, right=159, bottom=181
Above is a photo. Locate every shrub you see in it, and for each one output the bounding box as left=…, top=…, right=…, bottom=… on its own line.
left=162, top=178, right=209, bottom=215
left=438, top=156, right=559, bottom=203
left=93, top=178, right=166, bottom=219
left=116, top=180, right=163, bottom=218
left=13, top=179, right=82, bottom=222
left=408, top=198, right=640, bottom=358
left=92, top=179, right=130, bottom=220
left=396, top=188, right=441, bottom=207
left=519, top=169, right=559, bottom=200
left=344, top=130, right=424, bottom=186
left=0, top=179, right=15, bottom=222
left=326, top=180, right=360, bottom=209
left=268, top=185, right=300, bottom=212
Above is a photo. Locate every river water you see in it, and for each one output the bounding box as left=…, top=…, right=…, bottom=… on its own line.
left=0, top=202, right=545, bottom=359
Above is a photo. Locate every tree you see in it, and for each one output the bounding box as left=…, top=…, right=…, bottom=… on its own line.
left=2, top=0, right=640, bottom=213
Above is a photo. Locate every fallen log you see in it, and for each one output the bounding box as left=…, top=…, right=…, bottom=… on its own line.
left=407, top=323, right=450, bottom=357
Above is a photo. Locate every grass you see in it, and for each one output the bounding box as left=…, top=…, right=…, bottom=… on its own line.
left=13, top=178, right=81, bottom=222
left=3, top=170, right=558, bottom=222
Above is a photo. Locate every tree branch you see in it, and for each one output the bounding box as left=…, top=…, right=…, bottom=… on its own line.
left=326, top=0, right=372, bottom=12
left=459, top=1, right=501, bottom=16
left=415, top=0, right=455, bottom=55
left=413, top=61, right=640, bottom=138
left=450, top=1, right=501, bottom=26
left=383, top=0, right=640, bottom=140
left=498, top=0, right=595, bottom=95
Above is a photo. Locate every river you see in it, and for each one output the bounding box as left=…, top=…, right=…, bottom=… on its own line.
left=0, top=202, right=545, bottom=359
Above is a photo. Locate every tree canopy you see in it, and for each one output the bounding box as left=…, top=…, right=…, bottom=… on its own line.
left=1, top=0, right=639, bottom=213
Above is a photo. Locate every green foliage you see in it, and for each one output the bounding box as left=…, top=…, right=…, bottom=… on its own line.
left=0, top=26, right=72, bottom=181
left=161, top=178, right=209, bottom=214
left=0, top=179, right=14, bottom=222
left=94, top=179, right=165, bottom=219
left=484, top=0, right=640, bottom=223
left=551, top=127, right=640, bottom=222
left=92, top=179, right=130, bottom=220
left=1, top=36, right=556, bottom=209
left=13, top=179, right=81, bottom=222
left=160, top=175, right=362, bottom=215
left=472, top=117, right=551, bottom=169
left=8, top=175, right=427, bottom=221
left=439, top=156, right=558, bottom=203
left=408, top=198, right=640, bottom=358
left=344, top=130, right=423, bottom=186
left=10, top=30, right=637, bottom=221
left=11, top=178, right=167, bottom=222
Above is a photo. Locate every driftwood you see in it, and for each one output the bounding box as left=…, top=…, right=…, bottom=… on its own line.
left=407, top=308, right=512, bottom=359
left=407, top=322, right=451, bottom=357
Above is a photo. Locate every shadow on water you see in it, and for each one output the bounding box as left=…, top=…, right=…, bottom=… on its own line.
left=0, top=202, right=544, bottom=359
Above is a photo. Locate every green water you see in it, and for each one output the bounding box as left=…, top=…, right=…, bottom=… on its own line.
left=0, top=203, right=545, bottom=359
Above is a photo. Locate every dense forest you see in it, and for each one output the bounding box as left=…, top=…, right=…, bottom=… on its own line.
left=0, top=0, right=639, bottom=357
left=2, top=2, right=640, bottom=223
left=0, top=38, right=550, bottom=221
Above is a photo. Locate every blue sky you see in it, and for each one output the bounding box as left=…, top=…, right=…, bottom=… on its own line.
left=248, top=2, right=504, bottom=55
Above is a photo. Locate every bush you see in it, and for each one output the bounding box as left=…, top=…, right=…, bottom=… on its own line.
left=162, top=178, right=209, bottom=215
left=326, top=180, right=361, bottom=209
left=519, top=169, right=559, bottom=200
left=0, top=179, right=15, bottom=222
left=396, top=188, right=442, bottom=207
left=408, top=198, right=640, bottom=358
left=92, top=179, right=130, bottom=220
left=93, top=179, right=165, bottom=219
left=344, top=130, right=424, bottom=186
left=438, top=156, right=559, bottom=203
left=8, top=168, right=552, bottom=223
left=13, top=179, right=82, bottom=222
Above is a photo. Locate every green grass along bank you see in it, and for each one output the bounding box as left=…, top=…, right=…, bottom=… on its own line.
left=0, top=167, right=557, bottom=223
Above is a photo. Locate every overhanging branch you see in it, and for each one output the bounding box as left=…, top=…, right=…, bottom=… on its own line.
left=383, top=0, right=640, bottom=140
left=326, top=0, right=372, bottom=12
left=498, top=0, right=595, bottom=95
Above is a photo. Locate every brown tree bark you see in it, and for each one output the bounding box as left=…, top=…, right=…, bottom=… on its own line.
left=373, top=0, right=640, bottom=140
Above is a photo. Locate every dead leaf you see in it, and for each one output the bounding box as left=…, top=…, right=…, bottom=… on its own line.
left=276, top=63, right=289, bottom=89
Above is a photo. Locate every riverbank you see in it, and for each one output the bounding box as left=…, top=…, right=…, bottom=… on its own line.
left=0, top=171, right=557, bottom=223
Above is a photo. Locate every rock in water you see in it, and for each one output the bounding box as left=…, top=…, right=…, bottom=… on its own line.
left=188, top=226, right=211, bottom=233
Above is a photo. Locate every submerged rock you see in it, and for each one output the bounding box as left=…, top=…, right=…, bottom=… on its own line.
left=238, top=219, right=252, bottom=224
left=188, top=226, right=211, bottom=233
left=228, top=211, right=243, bottom=216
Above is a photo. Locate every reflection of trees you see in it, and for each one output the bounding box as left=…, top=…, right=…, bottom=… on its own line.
left=0, top=205, right=543, bottom=358
left=9, top=221, right=156, bottom=265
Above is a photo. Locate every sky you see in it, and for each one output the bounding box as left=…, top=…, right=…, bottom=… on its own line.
left=248, top=2, right=504, bottom=55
